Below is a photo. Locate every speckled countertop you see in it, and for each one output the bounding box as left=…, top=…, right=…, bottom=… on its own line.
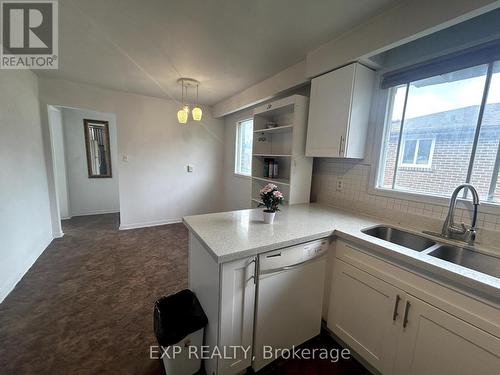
left=183, top=203, right=500, bottom=299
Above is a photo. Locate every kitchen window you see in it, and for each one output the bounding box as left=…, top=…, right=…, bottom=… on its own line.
left=378, top=51, right=500, bottom=203
left=235, top=119, right=253, bottom=176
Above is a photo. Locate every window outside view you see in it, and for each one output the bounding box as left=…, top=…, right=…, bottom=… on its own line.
left=235, top=119, right=253, bottom=176
left=379, top=61, right=500, bottom=203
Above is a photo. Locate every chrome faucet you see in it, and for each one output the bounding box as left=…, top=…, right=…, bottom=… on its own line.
left=441, top=184, right=480, bottom=245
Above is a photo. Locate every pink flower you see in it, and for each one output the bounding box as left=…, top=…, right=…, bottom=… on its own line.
left=273, top=191, right=283, bottom=199
left=260, top=183, right=277, bottom=194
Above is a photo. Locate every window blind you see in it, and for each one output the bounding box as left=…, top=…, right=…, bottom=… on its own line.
left=381, top=39, right=500, bottom=89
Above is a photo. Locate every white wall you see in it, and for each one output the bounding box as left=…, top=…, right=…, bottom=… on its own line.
left=48, top=106, right=71, bottom=219
left=38, top=78, right=225, bottom=229
left=0, top=70, right=53, bottom=302
left=61, top=107, right=119, bottom=216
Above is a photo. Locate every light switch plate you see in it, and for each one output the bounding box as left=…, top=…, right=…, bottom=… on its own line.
left=187, top=165, right=194, bottom=173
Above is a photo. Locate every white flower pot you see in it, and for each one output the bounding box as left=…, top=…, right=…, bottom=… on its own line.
left=263, top=210, right=276, bottom=224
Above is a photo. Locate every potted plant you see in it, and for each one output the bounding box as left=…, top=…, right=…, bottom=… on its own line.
left=259, top=183, right=285, bottom=224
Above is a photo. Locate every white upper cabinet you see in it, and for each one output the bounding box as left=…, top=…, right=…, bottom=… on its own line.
left=306, top=63, right=375, bottom=158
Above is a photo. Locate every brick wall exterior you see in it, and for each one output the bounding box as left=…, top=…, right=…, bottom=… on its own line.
left=382, top=103, right=500, bottom=201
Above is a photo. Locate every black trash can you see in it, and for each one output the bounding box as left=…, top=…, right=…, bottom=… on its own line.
left=154, top=289, right=208, bottom=375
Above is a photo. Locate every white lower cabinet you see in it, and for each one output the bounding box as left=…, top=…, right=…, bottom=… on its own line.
left=218, top=256, right=256, bottom=374
left=328, top=241, right=500, bottom=375
left=394, top=295, right=500, bottom=375
left=329, top=260, right=402, bottom=373
left=188, top=232, right=257, bottom=375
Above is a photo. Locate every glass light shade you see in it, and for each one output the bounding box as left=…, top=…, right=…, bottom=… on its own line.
left=192, top=106, right=202, bottom=121
left=177, top=106, right=189, bottom=124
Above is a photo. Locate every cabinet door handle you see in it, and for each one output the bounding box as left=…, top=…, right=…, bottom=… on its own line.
left=403, top=301, right=411, bottom=328
left=339, top=137, right=343, bottom=156
left=392, top=294, right=401, bottom=321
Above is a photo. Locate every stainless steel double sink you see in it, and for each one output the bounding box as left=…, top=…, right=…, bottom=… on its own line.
left=362, top=225, right=500, bottom=279
left=362, top=226, right=436, bottom=252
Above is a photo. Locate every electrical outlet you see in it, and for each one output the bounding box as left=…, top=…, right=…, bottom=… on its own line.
left=336, top=178, right=344, bottom=192
left=187, top=165, right=194, bottom=173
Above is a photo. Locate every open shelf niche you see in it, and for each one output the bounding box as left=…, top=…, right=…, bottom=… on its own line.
left=251, top=95, right=313, bottom=207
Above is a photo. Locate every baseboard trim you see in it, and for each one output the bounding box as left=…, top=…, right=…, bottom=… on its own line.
left=0, top=236, right=53, bottom=304
left=53, top=231, right=64, bottom=238
left=119, top=218, right=182, bottom=230
left=71, top=209, right=120, bottom=217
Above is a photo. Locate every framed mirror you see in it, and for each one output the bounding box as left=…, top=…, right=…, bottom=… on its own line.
left=83, top=119, right=112, bottom=178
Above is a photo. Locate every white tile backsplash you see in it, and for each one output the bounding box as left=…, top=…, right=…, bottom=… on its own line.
left=311, top=159, right=500, bottom=249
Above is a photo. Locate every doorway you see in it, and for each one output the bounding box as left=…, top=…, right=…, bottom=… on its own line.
left=47, top=105, right=120, bottom=233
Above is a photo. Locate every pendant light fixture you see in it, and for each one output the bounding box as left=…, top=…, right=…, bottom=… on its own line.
left=177, top=78, right=202, bottom=124
left=177, top=79, right=189, bottom=124
left=192, top=83, right=202, bottom=121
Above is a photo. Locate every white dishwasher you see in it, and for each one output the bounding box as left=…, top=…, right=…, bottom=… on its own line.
left=252, top=238, right=329, bottom=371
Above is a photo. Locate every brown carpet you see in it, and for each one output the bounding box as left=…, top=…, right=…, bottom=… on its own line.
left=0, top=214, right=188, bottom=375
left=0, top=214, right=368, bottom=375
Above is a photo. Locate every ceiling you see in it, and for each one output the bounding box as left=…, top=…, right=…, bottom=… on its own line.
left=37, top=0, right=402, bottom=105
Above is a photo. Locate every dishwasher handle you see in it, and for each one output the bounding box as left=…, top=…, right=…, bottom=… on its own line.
left=259, top=254, right=325, bottom=275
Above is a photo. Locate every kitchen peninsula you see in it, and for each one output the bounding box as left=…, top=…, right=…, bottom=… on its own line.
left=183, top=203, right=500, bottom=375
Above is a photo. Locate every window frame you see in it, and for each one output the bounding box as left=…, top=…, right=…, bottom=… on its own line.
left=234, top=118, right=253, bottom=178
left=368, top=67, right=500, bottom=214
